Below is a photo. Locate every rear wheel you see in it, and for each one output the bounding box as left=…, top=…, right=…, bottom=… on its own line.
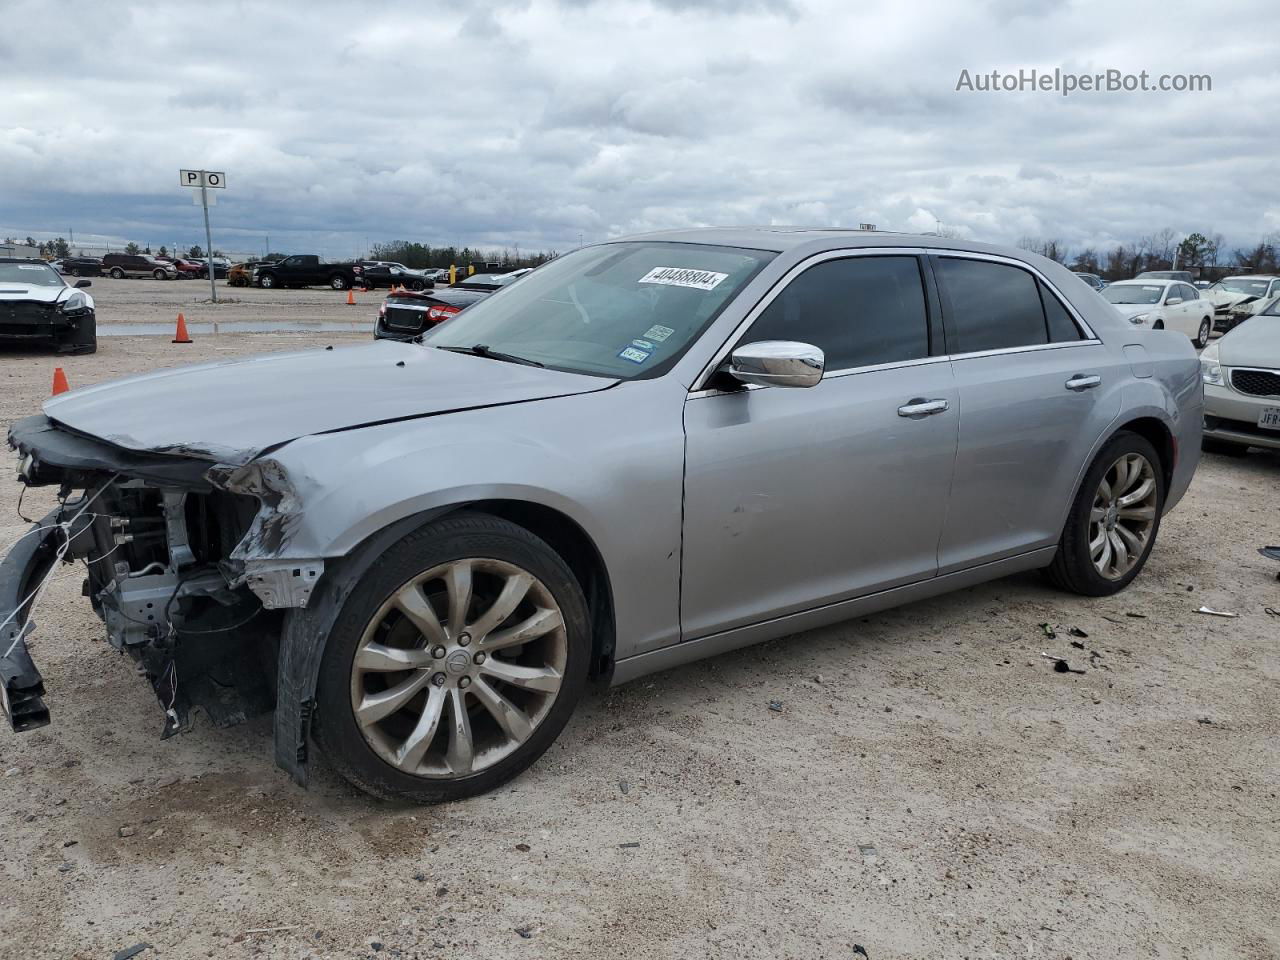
left=314, top=512, right=591, bottom=802
left=330, top=274, right=349, bottom=290
left=408, top=279, right=425, bottom=291
left=153, top=269, right=166, bottom=280
left=1044, top=431, right=1164, bottom=596
left=1195, top=317, right=1212, bottom=348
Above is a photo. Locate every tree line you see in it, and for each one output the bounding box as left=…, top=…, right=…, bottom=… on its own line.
left=367, top=241, right=558, bottom=271
left=1018, top=230, right=1280, bottom=279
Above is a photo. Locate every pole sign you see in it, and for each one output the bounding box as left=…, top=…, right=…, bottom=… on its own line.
left=179, top=169, right=226, bottom=301
left=180, top=169, right=226, bottom=189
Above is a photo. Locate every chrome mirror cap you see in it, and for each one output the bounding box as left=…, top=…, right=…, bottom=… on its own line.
left=729, top=340, right=825, bottom=388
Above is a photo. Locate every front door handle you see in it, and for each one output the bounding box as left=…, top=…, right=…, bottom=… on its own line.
left=897, top=398, right=950, bottom=418
left=1065, top=374, right=1101, bottom=391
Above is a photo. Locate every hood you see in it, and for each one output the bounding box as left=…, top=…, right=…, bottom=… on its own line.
left=1206, top=289, right=1252, bottom=308
left=1217, top=317, right=1280, bottom=369
left=43, top=340, right=615, bottom=464
left=0, top=282, right=78, bottom=306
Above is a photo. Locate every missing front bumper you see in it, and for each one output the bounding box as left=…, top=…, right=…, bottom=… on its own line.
left=0, top=510, right=62, bottom=732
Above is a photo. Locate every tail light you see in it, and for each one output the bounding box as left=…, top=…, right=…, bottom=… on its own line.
left=427, top=305, right=461, bottom=323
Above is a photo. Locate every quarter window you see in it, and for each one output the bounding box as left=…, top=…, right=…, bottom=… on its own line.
left=742, top=256, right=930, bottom=370
left=936, top=258, right=1050, bottom=353
left=1039, top=280, right=1084, bottom=343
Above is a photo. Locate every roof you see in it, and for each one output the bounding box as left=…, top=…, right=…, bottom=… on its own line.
left=1109, top=278, right=1175, bottom=286
left=1222, top=274, right=1280, bottom=281
left=610, top=226, right=1020, bottom=259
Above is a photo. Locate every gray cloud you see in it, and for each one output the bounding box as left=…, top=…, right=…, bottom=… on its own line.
left=0, top=0, right=1275, bottom=260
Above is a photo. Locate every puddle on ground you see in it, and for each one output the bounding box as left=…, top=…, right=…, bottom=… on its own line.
left=99, top=320, right=371, bottom=337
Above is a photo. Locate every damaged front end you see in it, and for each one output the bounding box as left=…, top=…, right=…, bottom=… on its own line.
left=1, top=414, right=321, bottom=742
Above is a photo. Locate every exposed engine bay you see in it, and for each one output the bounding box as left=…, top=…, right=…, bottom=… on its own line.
left=2, top=414, right=303, bottom=740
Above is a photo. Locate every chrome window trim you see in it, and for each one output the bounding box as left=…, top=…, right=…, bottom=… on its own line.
left=691, top=246, right=1100, bottom=394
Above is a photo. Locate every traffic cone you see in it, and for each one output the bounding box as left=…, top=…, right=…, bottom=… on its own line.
left=172, top=313, right=193, bottom=343
left=346, top=289, right=356, bottom=305
left=51, top=367, right=70, bottom=396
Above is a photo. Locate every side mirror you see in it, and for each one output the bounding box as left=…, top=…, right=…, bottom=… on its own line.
left=74, top=279, right=91, bottom=288
left=1166, top=296, right=1183, bottom=305
left=729, top=341, right=824, bottom=388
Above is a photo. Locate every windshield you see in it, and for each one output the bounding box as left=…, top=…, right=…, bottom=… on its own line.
left=1217, top=278, right=1271, bottom=296
left=422, top=241, right=774, bottom=378
left=0, top=262, right=64, bottom=286
left=1102, top=283, right=1163, bottom=305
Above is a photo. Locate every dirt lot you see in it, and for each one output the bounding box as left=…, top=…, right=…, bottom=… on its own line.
left=81, top=276, right=377, bottom=333
left=0, top=331, right=1278, bottom=960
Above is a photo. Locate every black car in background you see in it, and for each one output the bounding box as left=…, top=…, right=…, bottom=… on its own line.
left=372, top=270, right=533, bottom=340
left=54, top=256, right=103, bottom=278
left=360, top=261, right=434, bottom=291
left=1073, top=271, right=1107, bottom=292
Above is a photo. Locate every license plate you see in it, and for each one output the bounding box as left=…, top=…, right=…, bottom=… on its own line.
left=1259, top=407, right=1280, bottom=430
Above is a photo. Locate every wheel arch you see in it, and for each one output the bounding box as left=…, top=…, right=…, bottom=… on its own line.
left=273, top=497, right=617, bottom=786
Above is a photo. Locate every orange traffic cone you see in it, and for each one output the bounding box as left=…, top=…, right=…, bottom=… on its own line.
left=51, top=367, right=70, bottom=396
left=172, top=313, right=193, bottom=344
left=346, top=289, right=356, bottom=305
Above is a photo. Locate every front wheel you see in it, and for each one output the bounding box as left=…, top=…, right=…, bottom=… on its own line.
left=110, top=267, right=124, bottom=279
left=259, top=273, right=276, bottom=288
left=314, top=512, right=591, bottom=803
left=1044, top=431, right=1165, bottom=596
left=1195, top=318, right=1212, bottom=348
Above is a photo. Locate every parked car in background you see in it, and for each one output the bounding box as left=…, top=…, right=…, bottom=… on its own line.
left=52, top=256, right=103, bottom=278
left=102, top=253, right=179, bottom=280
left=361, top=261, right=435, bottom=291
left=0, top=258, right=97, bottom=354
left=162, top=258, right=205, bottom=279
left=227, top=261, right=262, bottom=287
left=253, top=255, right=365, bottom=290
left=374, top=285, right=489, bottom=340
left=449, top=270, right=529, bottom=292
left=2, top=229, right=1201, bottom=802
left=1102, top=279, right=1214, bottom=347
left=1202, top=275, right=1280, bottom=333
left=1136, top=270, right=1196, bottom=284
left=1073, top=272, right=1107, bottom=292
left=1200, top=302, right=1280, bottom=454
left=189, top=257, right=229, bottom=279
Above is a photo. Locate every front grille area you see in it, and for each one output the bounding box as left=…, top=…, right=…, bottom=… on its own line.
left=1, top=301, right=59, bottom=334
left=1231, top=368, right=1280, bottom=398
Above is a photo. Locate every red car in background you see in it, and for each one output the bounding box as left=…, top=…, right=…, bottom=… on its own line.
left=155, top=257, right=204, bottom=279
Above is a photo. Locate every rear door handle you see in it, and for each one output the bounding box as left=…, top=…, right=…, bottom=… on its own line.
left=897, top=398, right=949, bottom=418
left=1065, top=374, right=1101, bottom=391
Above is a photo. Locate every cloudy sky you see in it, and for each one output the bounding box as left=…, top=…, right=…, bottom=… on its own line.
left=2, top=0, right=1277, bottom=259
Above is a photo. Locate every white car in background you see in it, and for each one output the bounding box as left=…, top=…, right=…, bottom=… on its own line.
left=1202, top=275, right=1280, bottom=333
left=1102, top=279, right=1215, bottom=347
left=1200, top=299, right=1280, bottom=454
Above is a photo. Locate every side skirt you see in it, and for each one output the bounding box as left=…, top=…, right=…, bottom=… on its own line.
left=611, top=547, right=1058, bottom=685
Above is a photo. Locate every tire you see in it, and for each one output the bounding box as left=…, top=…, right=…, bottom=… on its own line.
left=68, top=268, right=80, bottom=278
left=110, top=267, right=124, bottom=279
left=408, top=280, right=425, bottom=291
left=1195, top=318, right=1211, bottom=348
left=1202, top=437, right=1248, bottom=457
left=59, top=314, right=97, bottom=355
left=330, top=274, right=349, bottom=290
left=153, top=269, right=166, bottom=280
left=1044, top=431, right=1165, bottom=597
left=259, top=273, right=276, bottom=289
left=314, top=512, right=591, bottom=803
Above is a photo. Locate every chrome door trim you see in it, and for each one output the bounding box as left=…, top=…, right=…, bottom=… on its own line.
left=691, top=246, right=1101, bottom=393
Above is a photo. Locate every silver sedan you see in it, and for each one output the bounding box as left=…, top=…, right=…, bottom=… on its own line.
left=2, top=228, right=1202, bottom=802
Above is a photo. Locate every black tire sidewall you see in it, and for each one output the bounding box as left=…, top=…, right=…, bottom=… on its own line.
left=1059, top=432, right=1165, bottom=596
left=314, top=513, right=592, bottom=802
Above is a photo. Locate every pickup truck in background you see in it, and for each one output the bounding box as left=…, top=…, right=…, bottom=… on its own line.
left=252, top=255, right=365, bottom=290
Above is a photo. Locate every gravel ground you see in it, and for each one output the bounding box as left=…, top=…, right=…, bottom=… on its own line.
left=82, top=275, right=378, bottom=329
left=0, top=331, right=1278, bottom=960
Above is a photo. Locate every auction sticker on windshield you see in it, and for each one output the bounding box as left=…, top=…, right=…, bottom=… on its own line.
left=638, top=267, right=728, bottom=291
left=643, top=324, right=675, bottom=342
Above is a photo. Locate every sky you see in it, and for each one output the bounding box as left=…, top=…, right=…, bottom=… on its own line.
left=2, top=0, right=1277, bottom=260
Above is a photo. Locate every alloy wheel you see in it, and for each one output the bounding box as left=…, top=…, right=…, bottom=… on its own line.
left=349, top=557, right=568, bottom=778
left=1089, top=452, right=1158, bottom=580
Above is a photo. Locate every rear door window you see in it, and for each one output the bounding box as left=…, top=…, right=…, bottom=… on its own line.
left=935, top=258, right=1049, bottom=354
left=743, top=255, right=931, bottom=370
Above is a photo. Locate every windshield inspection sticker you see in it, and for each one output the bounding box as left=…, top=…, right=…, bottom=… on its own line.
left=618, top=345, right=652, bottom=364
left=643, top=324, right=675, bottom=342
left=638, top=266, right=728, bottom=291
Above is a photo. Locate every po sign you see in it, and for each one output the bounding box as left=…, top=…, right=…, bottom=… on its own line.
left=179, top=169, right=226, bottom=189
